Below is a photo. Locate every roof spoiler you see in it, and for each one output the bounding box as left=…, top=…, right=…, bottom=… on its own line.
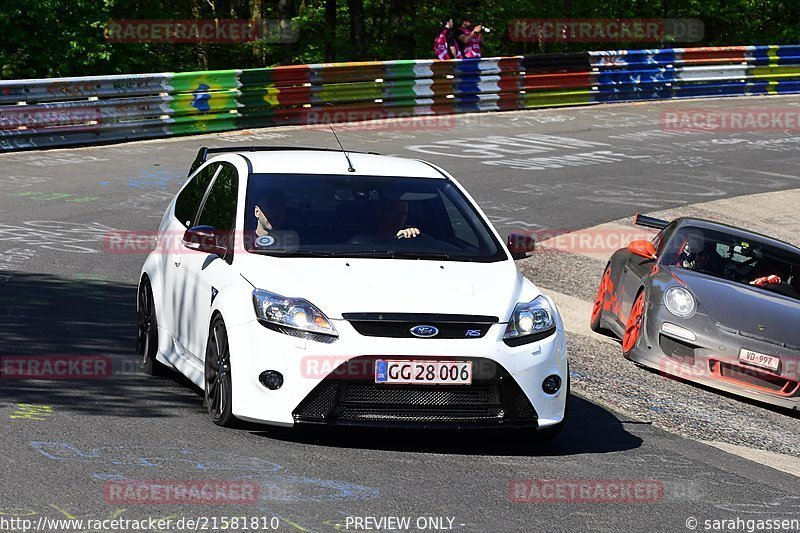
left=634, top=213, right=669, bottom=230
left=188, top=146, right=381, bottom=177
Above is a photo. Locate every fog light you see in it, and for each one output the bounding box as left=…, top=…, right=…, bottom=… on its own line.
left=259, top=370, right=284, bottom=390
left=542, top=374, right=561, bottom=394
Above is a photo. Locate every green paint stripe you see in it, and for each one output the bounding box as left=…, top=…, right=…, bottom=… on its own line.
left=168, top=113, right=238, bottom=135
left=168, top=70, right=240, bottom=93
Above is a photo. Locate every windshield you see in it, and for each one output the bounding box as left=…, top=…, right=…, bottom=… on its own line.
left=660, top=226, right=800, bottom=300
left=243, top=173, right=506, bottom=262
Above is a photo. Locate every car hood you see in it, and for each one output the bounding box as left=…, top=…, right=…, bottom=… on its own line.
left=671, top=268, right=800, bottom=346
left=236, top=255, right=533, bottom=321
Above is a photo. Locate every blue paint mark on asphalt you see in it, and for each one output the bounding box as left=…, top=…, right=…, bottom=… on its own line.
left=31, top=442, right=380, bottom=502
left=100, top=169, right=181, bottom=189
left=127, top=169, right=181, bottom=189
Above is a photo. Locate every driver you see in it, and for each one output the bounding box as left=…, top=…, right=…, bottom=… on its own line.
left=254, top=190, right=286, bottom=238
left=679, top=229, right=723, bottom=274
left=679, top=229, right=707, bottom=270
left=377, top=199, right=421, bottom=240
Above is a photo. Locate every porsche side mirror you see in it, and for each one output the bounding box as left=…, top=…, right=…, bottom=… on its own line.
left=628, top=239, right=657, bottom=260
left=183, top=225, right=226, bottom=256
left=507, top=232, right=536, bottom=260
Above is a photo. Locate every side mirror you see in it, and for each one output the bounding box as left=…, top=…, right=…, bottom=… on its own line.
left=183, top=225, right=226, bottom=256
left=507, top=233, right=536, bottom=260
left=628, top=239, right=657, bottom=260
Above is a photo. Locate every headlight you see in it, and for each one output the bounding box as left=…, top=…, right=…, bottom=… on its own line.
left=252, top=289, right=337, bottom=337
left=504, top=295, right=557, bottom=345
left=664, top=286, right=695, bottom=318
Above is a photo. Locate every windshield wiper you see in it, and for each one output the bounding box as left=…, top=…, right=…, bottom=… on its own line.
left=335, top=251, right=452, bottom=260
left=251, top=249, right=333, bottom=257
left=391, top=251, right=452, bottom=260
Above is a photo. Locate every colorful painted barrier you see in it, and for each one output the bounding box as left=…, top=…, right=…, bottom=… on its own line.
left=1, top=44, right=799, bottom=151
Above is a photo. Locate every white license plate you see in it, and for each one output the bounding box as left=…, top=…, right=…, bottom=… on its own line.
left=374, top=360, right=472, bottom=385
left=738, top=349, right=780, bottom=372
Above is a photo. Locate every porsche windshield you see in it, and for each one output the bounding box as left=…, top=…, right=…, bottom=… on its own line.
left=243, top=173, right=506, bottom=262
left=661, top=226, right=800, bottom=300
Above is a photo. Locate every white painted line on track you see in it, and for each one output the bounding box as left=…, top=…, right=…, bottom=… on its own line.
left=701, top=441, right=800, bottom=479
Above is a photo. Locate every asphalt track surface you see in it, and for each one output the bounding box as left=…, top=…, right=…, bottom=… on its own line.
left=2, top=96, right=800, bottom=533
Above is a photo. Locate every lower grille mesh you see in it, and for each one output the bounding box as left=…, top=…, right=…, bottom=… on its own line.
left=293, top=356, right=537, bottom=427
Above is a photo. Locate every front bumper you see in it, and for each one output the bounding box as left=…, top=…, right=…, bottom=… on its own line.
left=292, top=355, right=539, bottom=429
left=627, top=304, right=800, bottom=410
left=225, top=317, right=569, bottom=428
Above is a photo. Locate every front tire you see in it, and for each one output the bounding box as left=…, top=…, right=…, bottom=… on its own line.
left=205, top=316, right=238, bottom=427
left=622, top=290, right=646, bottom=356
left=137, top=277, right=166, bottom=376
left=590, top=264, right=613, bottom=334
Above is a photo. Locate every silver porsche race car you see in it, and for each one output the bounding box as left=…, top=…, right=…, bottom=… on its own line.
left=591, top=214, right=800, bottom=410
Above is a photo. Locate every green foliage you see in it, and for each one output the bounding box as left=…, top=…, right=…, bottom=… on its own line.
left=1, top=0, right=798, bottom=79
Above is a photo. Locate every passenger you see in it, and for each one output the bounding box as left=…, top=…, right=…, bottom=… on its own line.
left=750, top=264, right=797, bottom=297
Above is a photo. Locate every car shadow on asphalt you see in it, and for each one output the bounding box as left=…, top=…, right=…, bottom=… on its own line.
left=248, top=394, right=645, bottom=456
left=0, top=272, right=203, bottom=418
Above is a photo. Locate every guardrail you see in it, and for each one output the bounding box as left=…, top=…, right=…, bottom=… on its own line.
left=1, top=44, right=799, bottom=152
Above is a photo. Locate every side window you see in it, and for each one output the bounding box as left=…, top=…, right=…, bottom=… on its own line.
left=175, top=163, right=218, bottom=228
left=196, top=163, right=239, bottom=247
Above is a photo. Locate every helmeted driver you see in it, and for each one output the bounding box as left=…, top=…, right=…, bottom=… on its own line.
left=680, top=229, right=707, bottom=270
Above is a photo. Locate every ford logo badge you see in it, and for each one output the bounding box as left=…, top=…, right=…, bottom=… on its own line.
left=410, top=325, right=439, bottom=338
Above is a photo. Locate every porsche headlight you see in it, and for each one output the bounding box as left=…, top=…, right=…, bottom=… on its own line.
left=664, top=286, right=695, bottom=318
left=504, top=295, right=556, bottom=344
left=252, top=289, right=337, bottom=337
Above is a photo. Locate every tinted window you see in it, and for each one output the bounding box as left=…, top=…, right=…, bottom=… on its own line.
left=653, top=222, right=677, bottom=255
left=660, top=226, right=800, bottom=300
left=244, top=173, right=505, bottom=262
left=175, top=163, right=218, bottom=228
left=196, top=163, right=239, bottom=234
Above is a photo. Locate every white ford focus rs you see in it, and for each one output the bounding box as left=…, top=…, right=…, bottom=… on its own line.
left=137, top=146, right=569, bottom=438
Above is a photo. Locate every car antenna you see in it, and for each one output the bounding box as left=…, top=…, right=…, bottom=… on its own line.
left=328, top=123, right=356, bottom=173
